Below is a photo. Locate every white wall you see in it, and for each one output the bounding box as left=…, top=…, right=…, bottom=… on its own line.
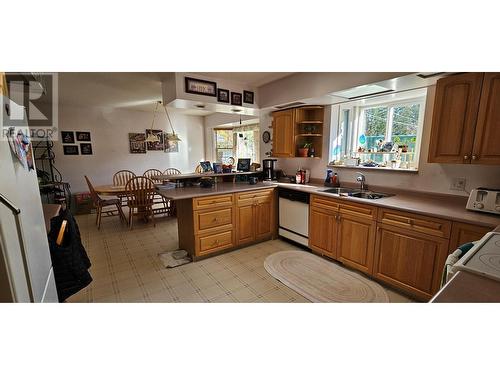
left=261, top=85, right=500, bottom=196
left=53, top=105, right=205, bottom=192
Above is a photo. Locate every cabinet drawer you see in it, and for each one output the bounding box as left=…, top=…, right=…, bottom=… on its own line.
left=311, top=194, right=340, bottom=213
left=195, top=207, right=233, bottom=232
left=339, top=201, right=376, bottom=220
left=197, top=230, right=234, bottom=256
left=194, top=194, right=233, bottom=210
left=237, top=189, right=273, bottom=205
left=377, top=208, right=451, bottom=238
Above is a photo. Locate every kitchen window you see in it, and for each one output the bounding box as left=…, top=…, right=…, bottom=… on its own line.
left=330, top=88, right=426, bottom=171
left=214, top=124, right=260, bottom=164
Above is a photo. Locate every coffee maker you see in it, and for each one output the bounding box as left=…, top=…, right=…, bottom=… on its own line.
left=262, top=159, right=278, bottom=181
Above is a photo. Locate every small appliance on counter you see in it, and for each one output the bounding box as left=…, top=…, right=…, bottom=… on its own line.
left=263, top=158, right=278, bottom=181
left=466, top=188, right=500, bottom=215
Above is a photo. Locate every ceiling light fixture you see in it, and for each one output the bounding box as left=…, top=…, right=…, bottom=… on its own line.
left=145, top=101, right=182, bottom=143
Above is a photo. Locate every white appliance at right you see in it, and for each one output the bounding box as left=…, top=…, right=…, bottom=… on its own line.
left=0, top=95, right=58, bottom=302
left=466, top=188, right=500, bottom=215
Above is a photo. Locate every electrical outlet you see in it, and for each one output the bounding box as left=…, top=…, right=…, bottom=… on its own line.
left=450, top=177, right=467, bottom=191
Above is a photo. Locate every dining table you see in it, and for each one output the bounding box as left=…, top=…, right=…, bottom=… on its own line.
left=93, top=184, right=128, bottom=196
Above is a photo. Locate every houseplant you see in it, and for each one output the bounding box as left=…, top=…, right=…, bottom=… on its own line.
left=298, top=142, right=312, bottom=157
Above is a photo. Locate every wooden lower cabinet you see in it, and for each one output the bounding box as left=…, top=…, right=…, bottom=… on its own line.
left=449, top=221, right=493, bottom=253
left=236, top=189, right=274, bottom=246
left=372, top=224, right=449, bottom=300
left=309, top=208, right=336, bottom=258
left=337, top=213, right=376, bottom=274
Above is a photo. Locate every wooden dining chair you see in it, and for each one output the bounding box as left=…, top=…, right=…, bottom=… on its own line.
left=143, top=169, right=168, bottom=214
left=113, top=170, right=136, bottom=186
left=163, top=168, right=181, bottom=175
left=113, top=170, right=136, bottom=206
left=194, top=164, right=203, bottom=173
left=125, top=176, right=157, bottom=230
left=84, top=176, right=125, bottom=229
left=143, top=168, right=163, bottom=181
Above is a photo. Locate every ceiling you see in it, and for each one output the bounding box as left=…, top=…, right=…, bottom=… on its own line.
left=194, top=72, right=294, bottom=87
left=53, top=72, right=295, bottom=113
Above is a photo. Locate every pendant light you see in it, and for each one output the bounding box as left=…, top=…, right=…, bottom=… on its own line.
left=145, top=101, right=182, bottom=143
left=163, top=104, right=181, bottom=142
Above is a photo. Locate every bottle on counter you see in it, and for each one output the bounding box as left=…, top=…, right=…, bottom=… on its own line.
left=325, top=170, right=333, bottom=184
left=295, top=169, right=302, bottom=184
left=332, top=172, right=340, bottom=187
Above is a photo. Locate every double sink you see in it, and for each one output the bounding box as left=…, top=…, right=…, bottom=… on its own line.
left=321, top=187, right=393, bottom=200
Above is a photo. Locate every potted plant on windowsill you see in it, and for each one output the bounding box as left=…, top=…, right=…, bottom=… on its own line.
left=298, top=142, right=312, bottom=157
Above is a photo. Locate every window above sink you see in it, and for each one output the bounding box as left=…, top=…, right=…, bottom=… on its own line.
left=329, top=88, right=427, bottom=172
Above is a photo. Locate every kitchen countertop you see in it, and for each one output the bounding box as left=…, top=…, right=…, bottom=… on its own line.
left=156, top=181, right=500, bottom=228
left=156, top=182, right=276, bottom=200
left=270, top=182, right=500, bottom=228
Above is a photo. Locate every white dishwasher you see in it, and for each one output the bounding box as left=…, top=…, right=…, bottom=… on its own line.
left=278, top=188, right=310, bottom=246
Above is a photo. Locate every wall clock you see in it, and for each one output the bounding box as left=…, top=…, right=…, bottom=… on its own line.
left=262, top=130, right=271, bottom=143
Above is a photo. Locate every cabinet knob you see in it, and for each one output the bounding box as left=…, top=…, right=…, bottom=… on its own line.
left=463, top=155, right=469, bottom=160
left=472, top=154, right=478, bottom=160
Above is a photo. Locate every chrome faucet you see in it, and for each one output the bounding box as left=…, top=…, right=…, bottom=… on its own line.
left=356, top=172, right=366, bottom=191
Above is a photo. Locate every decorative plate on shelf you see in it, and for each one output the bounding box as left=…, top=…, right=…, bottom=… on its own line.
left=262, top=130, right=271, bottom=143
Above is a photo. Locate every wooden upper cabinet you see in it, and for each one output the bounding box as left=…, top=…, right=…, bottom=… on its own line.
left=272, top=109, right=295, bottom=157
left=472, top=73, right=500, bottom=164
left=0, top=73, right=7, bottom=96
left=428, top=73, right=484, bottom=163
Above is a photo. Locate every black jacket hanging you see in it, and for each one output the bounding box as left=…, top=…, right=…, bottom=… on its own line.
left=48, top=209, right=92, bottom=302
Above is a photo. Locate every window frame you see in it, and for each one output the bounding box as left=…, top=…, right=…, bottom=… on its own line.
left=329, top=89, right=427, bottom=171
left=214, top=128, right=235, bottom=164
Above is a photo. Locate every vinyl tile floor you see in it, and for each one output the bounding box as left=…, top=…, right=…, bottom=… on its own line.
left=67, top=213, right=412, bottom=303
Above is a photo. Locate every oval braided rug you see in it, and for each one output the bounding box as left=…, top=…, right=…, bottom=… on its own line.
left=264, top=250, right=389, bottom=303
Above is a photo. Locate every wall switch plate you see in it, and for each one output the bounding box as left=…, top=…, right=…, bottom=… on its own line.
left=450, top=177, right=467, bottom=191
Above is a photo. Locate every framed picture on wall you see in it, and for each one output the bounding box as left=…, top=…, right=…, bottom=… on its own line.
left=61, top=131, right=75, bottom=144
left=243, top=90, right=254, bottom=104
left=63, top=145, right=79, bottom=155
left=185, top=77, right=217, bottom=97
left=231, top=92, right=242, bottom=106
left=76, top=131, right=91, bottom=142
left=145, top=129, right=164, bottom=151
left=217, top=88, right=229, bottom=103
left=80, top=143, right=93, bottom=155
left=164, top=139, right=179, bottom=153
left=129, top=132, right=146, bottom=154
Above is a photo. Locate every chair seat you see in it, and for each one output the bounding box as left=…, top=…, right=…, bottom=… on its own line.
left=101, top=198, right=121, bottom=206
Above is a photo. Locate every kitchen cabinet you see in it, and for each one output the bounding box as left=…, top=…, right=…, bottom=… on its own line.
left=337, top=213, right=376, bottom=274
left=176, top=187, right=276, bottom=260
left=472, top=73, right=500, bottom=164
left=235, top=189, right=275, bottom=246
left=373, top=223, right=449, bottom=300
left=309, top=195, right=376, bottom=272
left=448, top=221, right=493, bottom=254
left=271, top=109, right=295, bottom=157
left=428, top=72, right=500, bottom=165
left=309, top=208, right=337, bottom=258
left=271, top=106, right=324, bottom=158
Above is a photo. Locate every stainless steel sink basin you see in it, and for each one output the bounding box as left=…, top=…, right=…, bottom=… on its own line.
left=322, top=187, right=359, bottom=195
left=350, top=191, right=393, bottom=199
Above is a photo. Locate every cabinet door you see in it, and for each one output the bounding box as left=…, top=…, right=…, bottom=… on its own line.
left=236, top=204, right=255, bottom=245
left=428, top=73, right=484, bottom=164
left=373, top=224, right=448, bottom=300
left=272, top=110, right=295, bottom=157
left=309, top=209, right=336, bottom=258
left=449, top=222, right=492, bottom=253
left=337, top=213, right=375, bottom=274
left=255, top=200, right=273, bottom=241
left=0, top=72, right=7, bottom=96
left=472, top=72, right=500, bottom=164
